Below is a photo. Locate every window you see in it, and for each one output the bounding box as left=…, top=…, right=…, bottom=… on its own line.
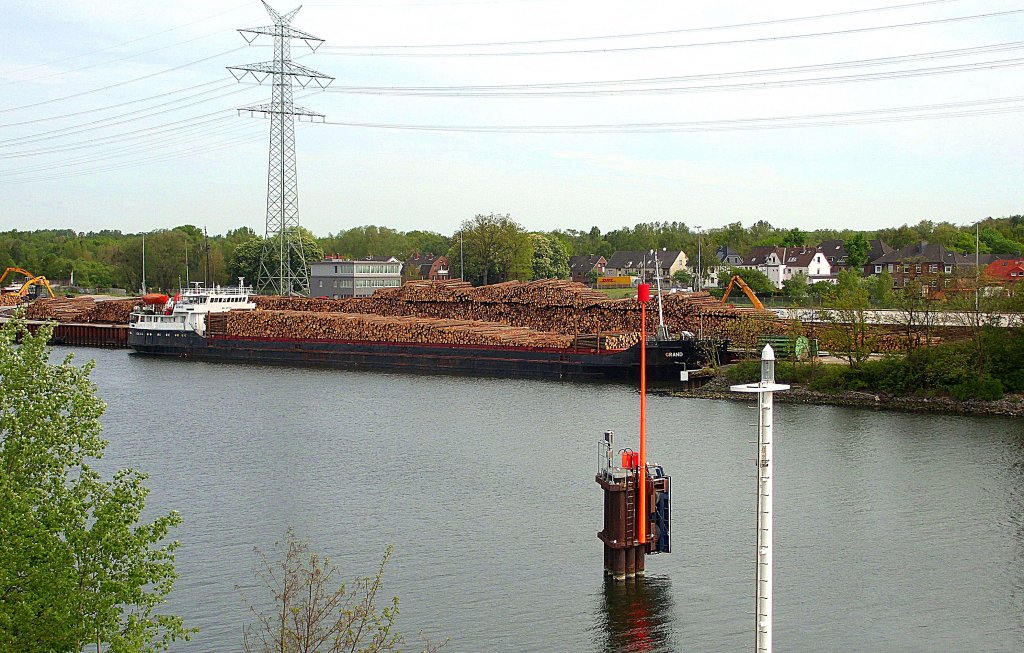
left=915, top=265, right=922, bottom=273
left=930, top=279, right=937, bottom=288
left=318, top=280, right=323, bottom=288
left=929, top=264, right=938, bottom=273
left=944, top=265, right=952, bottom=273
left=903, top=264, right=910, bottom=273
left=874, top=265, right=882, bottom=273
left=888, top=263, right=894, bottom=273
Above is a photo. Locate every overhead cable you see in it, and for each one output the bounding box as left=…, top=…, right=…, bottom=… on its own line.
left=317, top=9, right=1024, bottom=57
left=319, top=95, right=1024, bottom=133
left=324, top=0, right=973, bottom=49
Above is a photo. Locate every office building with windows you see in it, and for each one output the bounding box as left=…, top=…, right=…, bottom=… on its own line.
left=310, top=256, right=403, bottom=298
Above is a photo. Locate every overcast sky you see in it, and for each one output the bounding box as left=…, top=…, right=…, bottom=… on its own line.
left=2, top=0, right=1022, bottom=237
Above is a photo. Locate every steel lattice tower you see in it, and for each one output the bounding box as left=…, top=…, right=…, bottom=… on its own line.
left=228, top=1, right=333, bottom=295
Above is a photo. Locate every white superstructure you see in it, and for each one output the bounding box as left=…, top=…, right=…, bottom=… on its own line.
left=129, top=280, right=255, bottom=337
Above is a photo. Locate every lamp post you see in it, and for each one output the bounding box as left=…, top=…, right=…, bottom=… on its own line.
left=975, top=221, right=980, bottom=312
left=695, top=226, right=703, bottom=292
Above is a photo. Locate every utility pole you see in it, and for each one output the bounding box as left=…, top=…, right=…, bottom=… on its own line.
left=460, top=230, right=465, bottom=281
left=695, top=225, right=703, bottom=292
left=204, top=226, right=211, bottom=286
left=141, top=233, right=147, bottom=295
left=975, top=221, right=980, bottom=312
left=229, top=1, right=333, bottom=296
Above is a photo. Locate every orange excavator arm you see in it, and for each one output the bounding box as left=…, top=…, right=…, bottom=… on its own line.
left=720, top=274, right=765, bottom=311
left=17, top=276, right=56, bottom=299
left=0, top=267, right=34, bottom=287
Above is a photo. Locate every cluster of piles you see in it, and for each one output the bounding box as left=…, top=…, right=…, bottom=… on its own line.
left=253, top=279, right=779, bottom=347
left=24, top=297, right=138, bottom=324
left=0, top=294, right=23, bottom=307
left=227, top=310, right=576, bottom=348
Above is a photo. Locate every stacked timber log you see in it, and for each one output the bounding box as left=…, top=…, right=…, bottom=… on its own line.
left=226, top=310, right=575, bottom=348
left=87, top=298, right=137, bottom=324
left=25, top=297, right=95, bottom=322
left=253, top=281, right=783, bottom=348
left=0, top=294, right=23, bottom=307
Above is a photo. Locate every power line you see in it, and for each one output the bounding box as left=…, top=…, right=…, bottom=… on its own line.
left=0, top=86, right=259, bottom=149
left=318, top=95, right=1024, bottom=133
left=322, top=55, right=1024, bottom=97
left=317, top=9, right=1024, bottom=57
left=0, top=47, right=247, bottom=114
left=324, top=0, right=974, bottom=49
left=321, top=41, right=1024, bottom=92
left=0, top=79, right=233, bottom=129
left=1, top=2, right=251, bottom=80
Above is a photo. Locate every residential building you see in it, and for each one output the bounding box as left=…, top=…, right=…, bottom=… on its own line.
left=404, top=253, right=450, bottom=281
left=983, top=257, right=1024, bottom=284
left=702, top=245, right=743, bottom=288
left=310, top=255, right=403, bottom=298
left=605, top=250, right=688, bottom=281
left=740, top=246, right=831, bottom=289
left=818, top=238, right=893, bottom=275
left=569, top=255, right=607, bottom=284
left=867, top=241, right=973, bottom=293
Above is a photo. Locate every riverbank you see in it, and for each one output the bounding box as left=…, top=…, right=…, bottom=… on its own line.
left=660, top=373, right=1024, bottom=417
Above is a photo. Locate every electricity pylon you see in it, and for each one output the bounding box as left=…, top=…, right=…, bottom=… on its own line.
left=228, top=1, right=333, bottom=296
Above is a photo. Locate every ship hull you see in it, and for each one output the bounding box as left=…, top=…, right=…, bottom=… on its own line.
left=129, top=329, right=718, bottom=383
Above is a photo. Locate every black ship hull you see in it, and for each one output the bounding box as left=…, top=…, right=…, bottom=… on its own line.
left=129, top=328, right=722, bottom=383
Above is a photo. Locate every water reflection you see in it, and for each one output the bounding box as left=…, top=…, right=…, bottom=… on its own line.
left=596, top=574, right=675, bottom=653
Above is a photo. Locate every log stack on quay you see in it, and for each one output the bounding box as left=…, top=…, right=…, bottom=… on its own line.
left=0, top=294, right=24, bottom=307
left=25, top=297, right=138, bottom=324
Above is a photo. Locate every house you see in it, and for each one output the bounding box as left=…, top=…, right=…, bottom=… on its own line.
left=740, top=246, right=831, bottom=289
left=818, top=238, right=893, bottom=275
left=983, top=258, right=1024, bottom=284
left=310, top=255, right=403, bottom=298
left=867, top=241, right=973, bottom=294
left=605, top=250, right=688, bottom=281
left=568, top=255, right=606, bottom=284
left=404, top=253, right=450, bottom=281
left=702, top=245, right=743, bottom=288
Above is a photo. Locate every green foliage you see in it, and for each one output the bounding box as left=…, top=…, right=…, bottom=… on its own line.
left=229, top=229, right=324, bottom=294
left=672, top=269, right=692, bottom=286
left=242, top=528, right=445, bottom=653
left=782, top=272, right=809, bottom=302
left=780, top=228, right=807, bottom=248
left=949, top=375, right=1004, bottom=401
left=868, top=270, right=895, bottom=307
left=0, top=314, right=190, bottom=653
left=723, top=266, right=774, bottom=295
left=529, top=233, right=570, bottom=279
left=449, top=214, right=532, bottom=285
left=844, top=233, right=870, bottom=270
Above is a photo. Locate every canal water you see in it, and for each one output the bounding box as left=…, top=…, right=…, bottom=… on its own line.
left=58, top=347, right=1024, bottom=652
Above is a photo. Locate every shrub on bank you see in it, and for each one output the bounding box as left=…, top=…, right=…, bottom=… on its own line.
left=723, top=327, right=1024, bottom=401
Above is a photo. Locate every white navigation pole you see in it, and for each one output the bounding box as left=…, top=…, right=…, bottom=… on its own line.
left=731, top=345, right=789, bottom=653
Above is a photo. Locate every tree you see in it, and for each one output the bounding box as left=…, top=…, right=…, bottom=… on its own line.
left=844, top=233, right=870, bottom=270
left=529, top=233, right=570, bottom=279
left=821, top=271, right=875, bottom=366
left=724, top=266, right=774, bottom=295
left=782, top=272, right=809, bottom=304
left=0, top=315, right=190, bottom=653
left=586, top=267, right=602, bottom=285
left=780, top=228, right=807, bottom=248
left=242, top=528, right=445, bottom=653
left=671, top=268, right=692, bottom=287
left=229, top=229, right=324, bottom=293
left=868, top=269, right=895, bottom=308
left=449, top=214, right=532, bottom=285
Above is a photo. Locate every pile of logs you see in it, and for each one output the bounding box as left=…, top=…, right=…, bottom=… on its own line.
left=253, top=281, right=781, bottom=348
left=226, top=310, right=576, bottom=348
left=22, top=297, right=139, bottom=324
left=25, top=298, right=96, bottom=322
left=87, top=299, right=138, bottom=324
left=0, top=294, right=23, bottom=307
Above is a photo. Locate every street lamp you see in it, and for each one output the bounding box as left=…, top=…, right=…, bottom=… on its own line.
left=695, top=226, right=703, bottom=292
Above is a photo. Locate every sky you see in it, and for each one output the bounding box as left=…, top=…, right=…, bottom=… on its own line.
left=1, top=0, right=1023, bottom=237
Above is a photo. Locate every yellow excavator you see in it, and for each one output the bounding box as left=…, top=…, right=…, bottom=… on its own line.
left=720, top=274, right=765, bottom=311
left=0, top=267, right=57, bottom=299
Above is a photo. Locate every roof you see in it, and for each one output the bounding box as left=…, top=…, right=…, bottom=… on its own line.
left=569, top=254, right=606, bottom=273
left=364, top=255, right=401, bottom=263
left=818, top=240, right=847, bottom=260
left=606, top=250, right=683, bottom=269
left=781, top=247, right=821, bottom=268
left=867, top=239, right=894, bottom=263
left=742, top=246, right=782, bottom=266
left=983, top=258, right=1024, bottom=281
left=715, top=245, right=742, bottom=262
left=872, top=241, right=972, bottom=266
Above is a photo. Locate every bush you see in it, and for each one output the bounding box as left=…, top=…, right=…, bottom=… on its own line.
left=950, top=375, right=1004, bottom=401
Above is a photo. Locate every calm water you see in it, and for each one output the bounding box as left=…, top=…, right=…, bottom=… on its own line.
left=57, top=347, right=1024, bottom=652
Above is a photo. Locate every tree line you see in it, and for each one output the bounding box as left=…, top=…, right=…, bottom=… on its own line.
left=2, top=214, right=1021, bottom=291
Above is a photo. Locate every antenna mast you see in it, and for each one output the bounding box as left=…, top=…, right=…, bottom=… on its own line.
left=228, top=1, right=333, bottom=296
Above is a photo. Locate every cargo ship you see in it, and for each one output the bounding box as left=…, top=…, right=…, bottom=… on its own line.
left=128, top=283, right=724, bottom=383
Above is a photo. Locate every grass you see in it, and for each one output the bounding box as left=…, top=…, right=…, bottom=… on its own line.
left=598, top=287, right=638, bottom=299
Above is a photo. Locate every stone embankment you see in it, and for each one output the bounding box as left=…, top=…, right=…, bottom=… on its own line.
left=662, top=373, right=1024, bottom=417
